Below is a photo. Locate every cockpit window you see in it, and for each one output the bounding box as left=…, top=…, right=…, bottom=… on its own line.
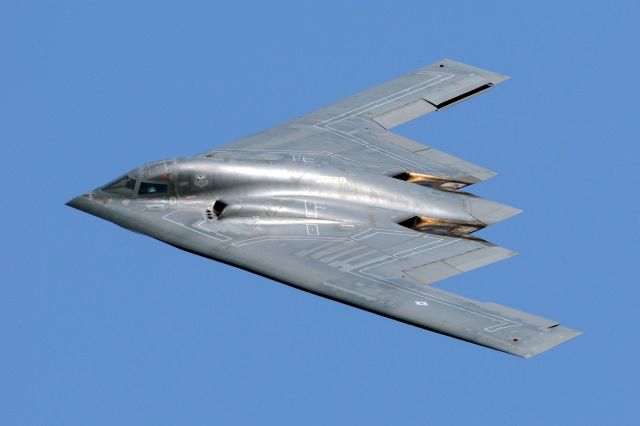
left=102, top=175, right=137, bottom=196
left=138, top=182, right=168, bottom=196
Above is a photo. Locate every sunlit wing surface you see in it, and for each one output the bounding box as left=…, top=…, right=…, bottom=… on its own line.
left=205, top=59, right=504, bottom=184
left=68, top=59, right=581, bottom=358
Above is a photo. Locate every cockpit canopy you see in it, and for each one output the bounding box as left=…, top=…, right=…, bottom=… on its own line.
left=100, top=158, right=219, bottom=199
left=102, top=175, right=137, bottom=196
left=138, top=181, right=168, bottom=196
left=102, top=174, right=169, bottom=198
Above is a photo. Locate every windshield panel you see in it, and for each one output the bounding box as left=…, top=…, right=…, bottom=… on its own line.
left=138, top=182, right=168, bottom=196
left=102, top=175, right=137, bottom=196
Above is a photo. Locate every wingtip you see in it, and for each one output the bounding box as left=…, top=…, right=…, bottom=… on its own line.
left=432, top=59, right=510, bottom=83
left=516, top=326, right=582, bottom=359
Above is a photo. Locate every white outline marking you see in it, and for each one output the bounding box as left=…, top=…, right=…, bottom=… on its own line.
left=306, top=224, right=319, bottom=236
left=162, top=210, right=231, bottom=242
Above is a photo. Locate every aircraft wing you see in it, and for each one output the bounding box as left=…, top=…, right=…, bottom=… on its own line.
left=187, top=59, right=581, bottom=356
left=205, top=59, right=507, bottom=186
left=159, top=208, right=581, bottom=358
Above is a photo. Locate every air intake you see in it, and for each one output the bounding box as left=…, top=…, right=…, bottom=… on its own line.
left=213, top=200, right=228, bottom=216
left=398, top=216, right=483, bottom=237
left=392, top=172, right=469, bottom=191
left=205, top=200, right=228, bottom=220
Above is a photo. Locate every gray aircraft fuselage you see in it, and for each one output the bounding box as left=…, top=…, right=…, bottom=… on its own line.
left=68, top=157, right=500, bottom=245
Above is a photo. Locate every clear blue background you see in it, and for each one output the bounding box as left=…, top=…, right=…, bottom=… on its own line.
left=2, top=1, right=638, bottom=424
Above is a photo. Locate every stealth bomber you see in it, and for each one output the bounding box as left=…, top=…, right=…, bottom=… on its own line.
left=67, top=59, right=580, bottom=357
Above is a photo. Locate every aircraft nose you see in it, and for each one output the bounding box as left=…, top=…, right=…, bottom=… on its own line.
left=65, top=192, right=93, bottom=211
left=65, top=192, right=106, bottom=220
left=65, top=194, right=87, bottom=211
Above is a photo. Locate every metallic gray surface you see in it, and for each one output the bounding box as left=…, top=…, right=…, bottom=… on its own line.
left=67, top=59, right=580, bottom=357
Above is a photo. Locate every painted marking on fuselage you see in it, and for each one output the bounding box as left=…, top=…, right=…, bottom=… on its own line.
left=304, top=200, right=318, bottom=218
left=314, top=175, right=348, bottom=185
left=162, top=210, right=231, bottom=242
left=306, top=224, right=319, bottom=236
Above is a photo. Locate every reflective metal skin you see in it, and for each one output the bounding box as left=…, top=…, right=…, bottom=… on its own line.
left=68, top=59, right=580, bottom=357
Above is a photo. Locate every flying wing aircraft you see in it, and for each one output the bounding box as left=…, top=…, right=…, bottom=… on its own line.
left=67, top=59, right=580, bottom=357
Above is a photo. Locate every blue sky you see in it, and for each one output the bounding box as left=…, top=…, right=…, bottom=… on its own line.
left=2, top=1, right=638, bottom=424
